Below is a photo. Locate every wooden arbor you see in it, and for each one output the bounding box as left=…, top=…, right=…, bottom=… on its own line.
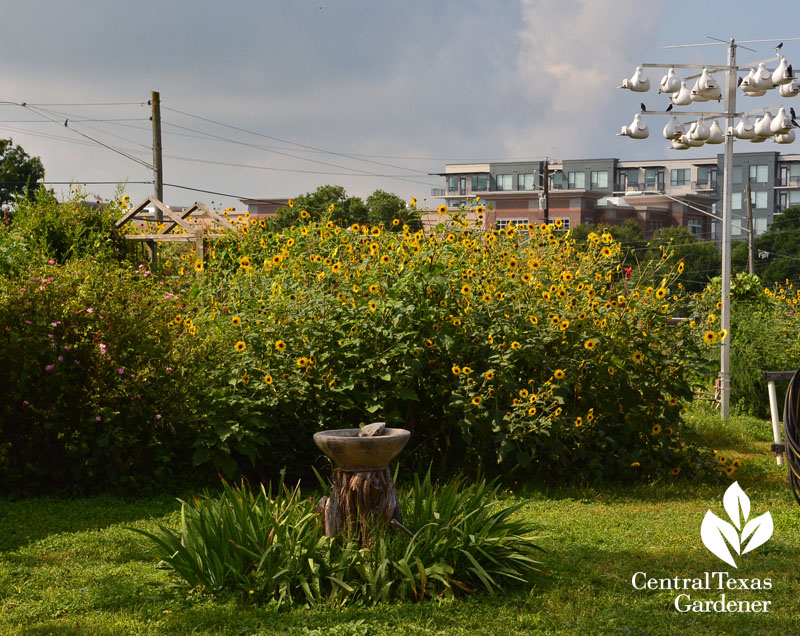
left=114, top=197, right=237, bottom=265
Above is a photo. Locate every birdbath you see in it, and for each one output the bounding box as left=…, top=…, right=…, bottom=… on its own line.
left=313, top=423, right=410, bottom=543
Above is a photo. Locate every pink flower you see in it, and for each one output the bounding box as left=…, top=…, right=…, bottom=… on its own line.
left=23, top=400, right=29, bottom=406
left=117, top=368, right=124, bottom=375
left=47, top=259, right=55, bottom=265
left=86, top=308, right=94, bottom=314
left=96, top=416, right=102, bottom=421
left=99, top=343, right=107, bottom=355
left=45, top=364, right=55, bottom=371
left=156, top=414, right=162, bottom=420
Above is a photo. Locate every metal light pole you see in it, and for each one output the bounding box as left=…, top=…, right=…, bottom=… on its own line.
left=719, top=39, right=737, bottom=418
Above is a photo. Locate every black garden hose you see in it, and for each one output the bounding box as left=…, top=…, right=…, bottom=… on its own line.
left=783, top=368, right=800, bottom=507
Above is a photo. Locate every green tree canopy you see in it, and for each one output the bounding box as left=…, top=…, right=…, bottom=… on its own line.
left=0, top=138, right=44, bottom=209
left=753, top=206, right=800, bottom=285
left=648, top=226, right=720, bottom=292
left=267, top=185, right=418, bottom=231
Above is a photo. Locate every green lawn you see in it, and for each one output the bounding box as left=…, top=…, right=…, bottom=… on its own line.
left=2, top=408, right=800, bottom=635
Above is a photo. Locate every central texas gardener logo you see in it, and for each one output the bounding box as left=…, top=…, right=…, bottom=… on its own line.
left=701, top=482, right=773, bottom=568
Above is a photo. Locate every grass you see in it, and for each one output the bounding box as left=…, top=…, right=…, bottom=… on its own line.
left=3, top=405, right=800, bottom=635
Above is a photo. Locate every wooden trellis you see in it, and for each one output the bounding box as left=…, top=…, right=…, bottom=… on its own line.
left=114, top=197, right=237, bottom=265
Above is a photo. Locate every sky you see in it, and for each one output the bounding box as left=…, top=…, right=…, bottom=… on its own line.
left=2, top=0, right=800, bottom=210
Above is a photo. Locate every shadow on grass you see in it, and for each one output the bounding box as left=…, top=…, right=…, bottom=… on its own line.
left=0, top=495, right=180, bottom=552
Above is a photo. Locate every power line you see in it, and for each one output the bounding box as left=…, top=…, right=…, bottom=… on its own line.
left=161, top=105, right=436, bottom=177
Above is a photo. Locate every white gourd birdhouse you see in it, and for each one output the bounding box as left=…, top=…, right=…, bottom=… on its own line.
left=659, top=68, right=681, bottom=94
left=662, top=116, right=685, bottom=140
left=671, top=80, right=693, bottom=106
left=619, top=113, right=649, bottom=139
left=690, top=118, right=711, bottom=141
left=670, top=139, right=690, bottom=150
left=772, top=56, right=792, bottom=86
left=775, top=129, right=796, bottom=144
left=690, top=78, right=709, bottom=102
left=780, top=78, right=800, bottom=97
left=619, top=66, right=650, bottom=92
left=754, top=111, right=774, bottom=138
left=706, top=120, right=724, bottom=144
left=695, top=68, right=721, bottom=100
left=770, top=107, right=793, bottom=134
left=679, top=132, right=704, bottom=147
left=733, top=115, right=756, bottom=139
left=740, top=68, right=755, bottom=89
left=753, top=63, right=774, bottom=90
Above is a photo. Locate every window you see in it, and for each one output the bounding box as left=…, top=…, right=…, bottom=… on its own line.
left=751, top=190, right=768, bottom=209
left=552, top=172, right=565, bottom=189
left=687, top=216, right=702, bottom=236
left=732, top=166, right=742, bottom=185
left=627, top=169, right=639, bottom=187
left=495, top=219, right=528, bottom=230
left=517, top=173, right=535, bottom=190
left=670, top=168, right=690, bottom=186
left=448, top=175, right=458, bottom=191
left=471, top=174, right=488, bottom=191
left=731, top=192, right=742, bottom=210
left=568, top=171, right=585, bottom=189
left=552, top=217, right=570, bottom=230
left=496, top=174, right=512, bottom=191
left=590, top=170, right=608, bottom=189
left=644, top=168, right=664, bottom=190
left=755, top=218, right=768, bottom=235
left=749, top=164, right=768, bottom=184
left=696, top=166, right=718, bottom=187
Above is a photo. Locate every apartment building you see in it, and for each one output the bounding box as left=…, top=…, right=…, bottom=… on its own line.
left=434, top=152, right=800, bottom=240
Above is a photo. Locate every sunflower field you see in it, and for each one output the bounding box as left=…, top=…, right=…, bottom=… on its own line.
left=184, top=206, right=723, bottom=482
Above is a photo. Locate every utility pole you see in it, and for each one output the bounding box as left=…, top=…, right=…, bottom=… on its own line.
left=541, top=157, right=549, bottom=224
left=745, top=182, right=755, bottom=274
left=151, top=91, right=164, bottom=216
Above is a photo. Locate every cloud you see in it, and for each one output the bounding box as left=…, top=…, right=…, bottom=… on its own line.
left=503, top=0, right=664, bottom=159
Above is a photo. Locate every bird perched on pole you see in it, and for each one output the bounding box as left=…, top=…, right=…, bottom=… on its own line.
left=640, top=103, right=646, bottom=112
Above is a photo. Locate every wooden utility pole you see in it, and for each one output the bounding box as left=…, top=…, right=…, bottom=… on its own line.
left=151, top=91, right=164, bottom=219
left=745, top=183, right=755, bottom=275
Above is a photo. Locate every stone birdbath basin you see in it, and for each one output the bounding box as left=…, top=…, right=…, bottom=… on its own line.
left=313, top=423, right=411, bottom=541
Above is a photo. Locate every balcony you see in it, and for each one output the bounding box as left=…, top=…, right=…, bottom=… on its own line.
left=641, top=182, right=665, bottom=193
left=777, top=177, right=800, bottom=188
left=692, top=180, right=718, bottom=191
left=431, top=188, right=446, bottom=197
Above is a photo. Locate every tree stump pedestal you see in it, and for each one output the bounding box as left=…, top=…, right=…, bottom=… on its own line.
left=312, top=427, right=411, bottom=546
left=316, top=467, right=402, bottom=543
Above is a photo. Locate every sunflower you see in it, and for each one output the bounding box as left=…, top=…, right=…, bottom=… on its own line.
left=600, top=246, right=612, bottom=258
left=651, top=424, right=662, bottom=435
left=275, top=340, right=287, bottom=352
left=484, top=370, right=495, bottom=380
left=528, top=406, right=537, bottom=415
left=554, top=369, right=565, bottom=380
left=471, top=396, right=483, bottom=406
left=461, top=284, right=471, bottom=295
left=264, top=374, right=273, bottom=385
left=476, top=205, right=486, bottom=215
left=554, top=218, right=563, bottom=228
left=584, top=338, right=597, bottom=350
left=703, top=330, right=717, bottom=345
left=451, top=365, right=461, bottom=375
left=368, top=301, right=378, bottom=312
left=239, top=256, right=251, bottom=267
left=234, top=340, right=246, bottom=352
left=300, top=209, right=310, bottom=219
left=655, top=287, right=667, bottom=299
left=231, top=316, right=242, bottom=327
left=510, top=341, right=521, bottom=350
left=194, top=260, right=204, bottom=271
left=632, top=351, right=644, bottom=364
left=331, top=262, right=342, bottom=273
left=437, top=204, right=448, bottom=215
left=670, top=467, right=681, bottom=477
left=574, top=417, right=582, bottom=427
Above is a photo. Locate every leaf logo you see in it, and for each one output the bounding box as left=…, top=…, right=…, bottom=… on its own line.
left=701, top=482, right=773, bottom=568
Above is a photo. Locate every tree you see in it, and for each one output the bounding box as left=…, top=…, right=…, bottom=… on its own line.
left=649, top=226, right=720, bottom=292
left=0, top=138, right=45, bottom=209
left=365, top=189, right=421, bottom=231
left=753, top=206, right=800, bottom=285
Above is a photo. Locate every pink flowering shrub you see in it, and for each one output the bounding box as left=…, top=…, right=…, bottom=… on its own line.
left=0, top=258, right=216, bottom=494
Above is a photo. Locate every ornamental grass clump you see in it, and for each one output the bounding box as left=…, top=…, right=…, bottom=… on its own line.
left=134, top=473, right=543, bottom=605
left=189, top=205, right=721, bottom=481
